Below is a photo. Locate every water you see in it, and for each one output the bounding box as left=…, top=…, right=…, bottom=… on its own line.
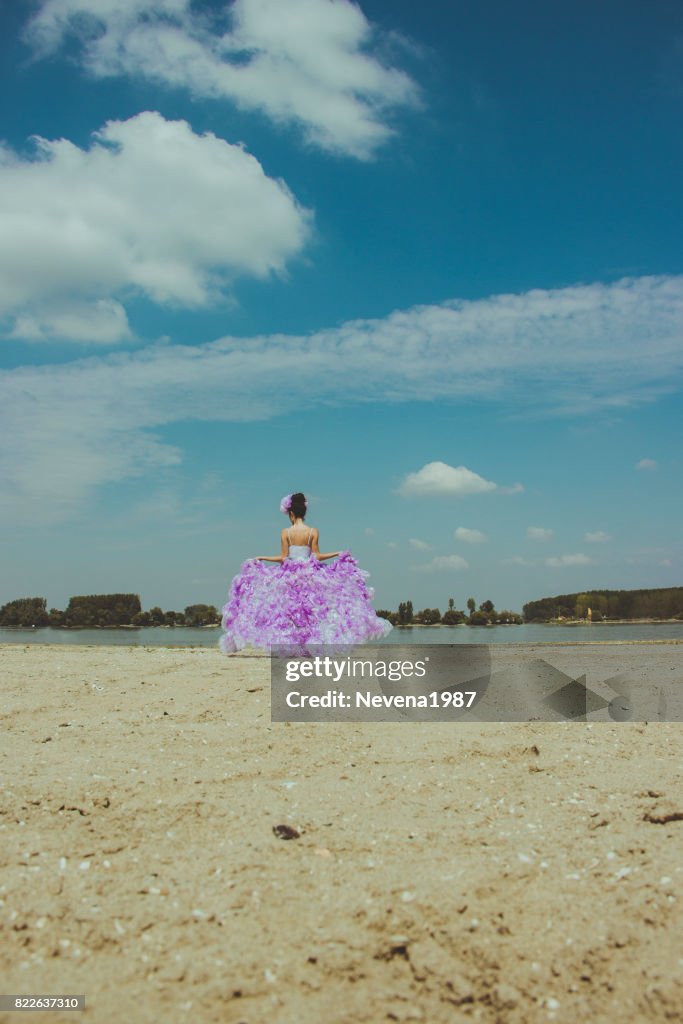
left=1, top=622, right=682, bottom=648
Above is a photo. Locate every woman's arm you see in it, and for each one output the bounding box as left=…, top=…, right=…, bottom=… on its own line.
left=310, top=529, right=340, bottom=561
left=254, top=529, right=289, bottom=562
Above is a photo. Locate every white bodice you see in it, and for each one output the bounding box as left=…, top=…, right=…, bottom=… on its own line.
left=287, top=544, right=312, bottom=561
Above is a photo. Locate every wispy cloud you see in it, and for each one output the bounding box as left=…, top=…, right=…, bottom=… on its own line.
left=527, top=526, right=553, bottom=542
left=25, top=0, right=419, bottom=159
left=624, top=546, right=676, bottom=566
left=544, top=553, right=592, bottom=567
left=636, top=458, right=658, bottom=471
left=3, top=274, right=683, bottom=524
left=0, top=112, right=311, bottom=341
left=584, top=530, right=611, bottom=543
left=501, top=556, right=536, bottom=566
left=454, top=526, right=487, bottom=543
left=413, top=554, right=469, bottom=572
left=409, top=538, right=432, bottom=550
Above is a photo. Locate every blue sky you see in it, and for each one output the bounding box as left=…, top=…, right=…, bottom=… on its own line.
left=1, top=0, right=682, bottom=615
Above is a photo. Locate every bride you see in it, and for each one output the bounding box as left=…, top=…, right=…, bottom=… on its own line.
left=219, top=492, right=392, bottom=653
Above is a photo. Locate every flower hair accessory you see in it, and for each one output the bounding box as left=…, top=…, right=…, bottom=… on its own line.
left=280, top=494, right=293, bottom=514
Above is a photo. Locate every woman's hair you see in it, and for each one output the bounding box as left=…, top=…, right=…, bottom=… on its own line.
left=289, top=492, right=307, bottom=518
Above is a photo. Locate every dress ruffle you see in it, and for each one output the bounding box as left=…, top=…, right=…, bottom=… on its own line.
left=219, top=551, right=392, bottom=654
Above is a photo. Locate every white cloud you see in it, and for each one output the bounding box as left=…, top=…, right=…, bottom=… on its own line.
left=3, top=273, right=683, bottom=523
left=544, top=554, right=592, bottom=568
left=25, top=0, right=419, bottom=159
left=454, top=526, right=487, bottom=543
left=413, top=554, right=469, bottom=572
left=409, top=538, right=432, bottom=550
left=527, top=527, right=553, bottom=542
left=364, top=527, right=375, bottom=536
left=636, top=458, right=658, bottom=471
left=398, top=462, right=498, bottom=498
left=501, top=556, right=536, bottom=566
left=584, top=530, right=611, bottom=543
left=0, top=112, right=311, bottom=341
left=8, top=300, right=131, bottom=344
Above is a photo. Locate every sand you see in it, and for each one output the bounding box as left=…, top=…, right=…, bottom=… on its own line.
left=1, top=642, right=682, bottom=1024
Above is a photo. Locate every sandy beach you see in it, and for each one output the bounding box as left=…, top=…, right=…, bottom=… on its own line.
left=1, top=641, right=682, bottom=1024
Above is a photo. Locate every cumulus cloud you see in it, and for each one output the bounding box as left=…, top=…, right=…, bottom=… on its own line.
left=636, top=458, right=658, bottom=471
left=398, top=462, right=499, bottom=498
left=544, top=554, right=592, bottom=568
left=0, top=112, right=311, bottom=341
left=584, top=530, right=611, bottom=543
left=409, top=538, right=432, bottom=550
left=8, top=300, right=132, bottom=344
left=413, top=554, right=469, bottom=572
left=3, top=273, right=683, bottom=523
left=454, top=526, right=487, bottom=543
left=527, top=526, right=553, bottom=542
left=25, top=0, right=419, bottom=159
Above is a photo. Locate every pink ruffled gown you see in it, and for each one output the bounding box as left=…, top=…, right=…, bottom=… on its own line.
left=219, top=533, right=392, bottom=654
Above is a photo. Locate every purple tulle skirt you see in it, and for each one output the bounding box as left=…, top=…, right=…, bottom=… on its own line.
left=219, top=551, right=392, bottom=654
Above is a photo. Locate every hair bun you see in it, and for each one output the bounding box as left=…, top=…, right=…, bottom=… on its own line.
left=289, top=492, right=307, bottom=518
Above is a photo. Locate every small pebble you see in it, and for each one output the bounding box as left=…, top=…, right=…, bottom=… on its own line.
left=273, top=824, right=300, bottom=840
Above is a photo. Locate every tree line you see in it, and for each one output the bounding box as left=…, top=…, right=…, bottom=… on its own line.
left=0, top=595, right=221, bottom=629
left=376, top=598, right=523, bottom=627
left=523, top=587, right=683, bottom=622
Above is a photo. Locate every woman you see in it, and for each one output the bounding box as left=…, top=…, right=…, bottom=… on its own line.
left=219, top=492, right=392, bottom=653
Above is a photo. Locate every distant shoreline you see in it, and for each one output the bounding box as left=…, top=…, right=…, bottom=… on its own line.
left=395, top=618, right=682, bottom=628
left=1, top=619, right=681, bottom=632
left=0, top=623, right=221, bottom=631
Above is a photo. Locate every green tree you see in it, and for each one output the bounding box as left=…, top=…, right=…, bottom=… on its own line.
left=48, top=608, right=65, bottom=628
left=63, top=594, right=142, bottom=627
left=448, top=597, right=455, bottom=611
left=149, top=606, right=165, bottom=626
left=416, top=608, right=441, bottom=625
left=467, top=597, right=476, bottom=616
left=493, top=610, right=523, bottom=625
left=397, top=601, right=414, bottom=624
left=0, top=597, right=49, bottom=627
left=479, top=599, right=495, bottom=614
left=184, top=604, right=219, bottom=627
left=469, top=610, right=489, bottom=626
